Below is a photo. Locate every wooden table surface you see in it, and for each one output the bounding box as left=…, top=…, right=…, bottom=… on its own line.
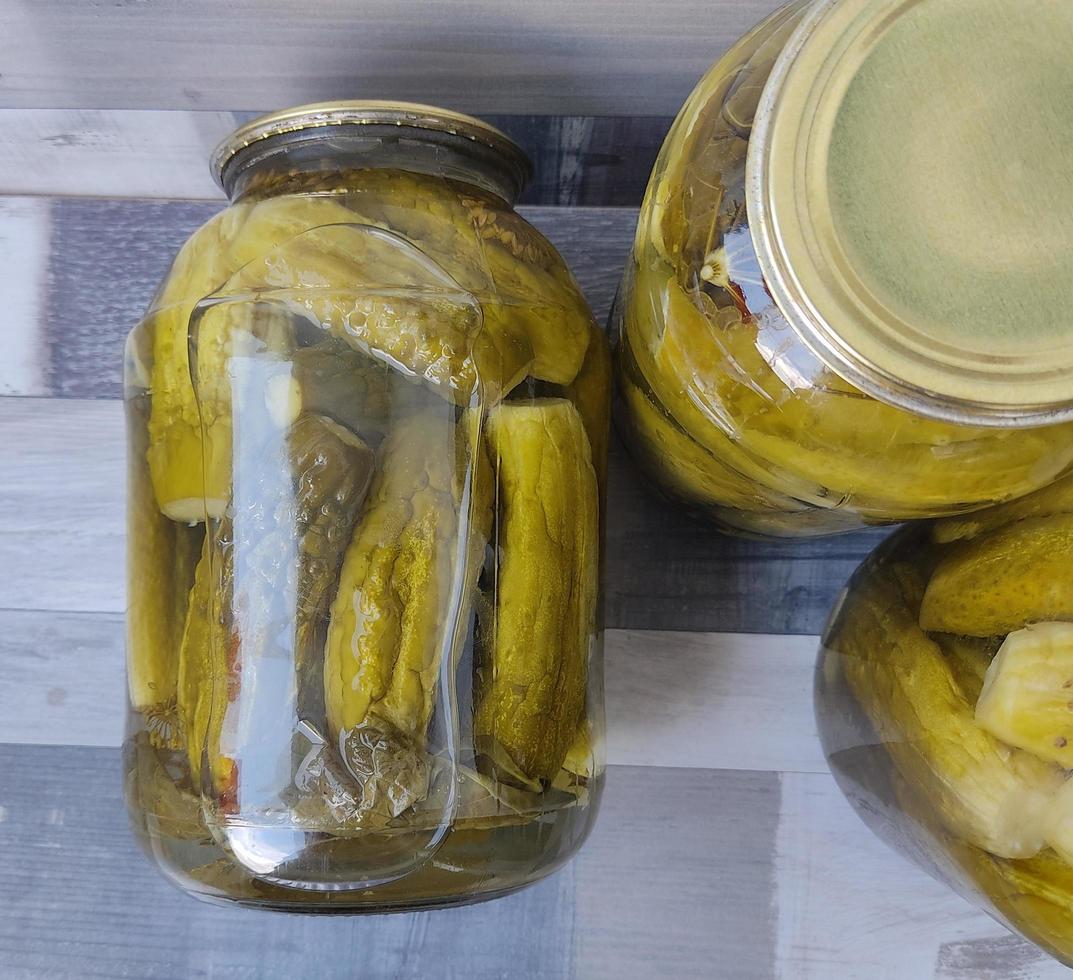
left=0, top=2, right=1068, bottom=978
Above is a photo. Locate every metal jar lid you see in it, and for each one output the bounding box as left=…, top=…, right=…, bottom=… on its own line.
left=211, top=100, right=533, bottom=199
left=748, top=0, right=1073, bottom=426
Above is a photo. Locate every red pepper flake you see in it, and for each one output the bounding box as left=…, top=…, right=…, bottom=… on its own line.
left=218, top=760, right=239, bottom=816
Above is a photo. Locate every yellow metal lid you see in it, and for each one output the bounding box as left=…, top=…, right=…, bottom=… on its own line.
left=211, top=100, right=532, bottom=197
left=748, top=0, right=1073, bottom=426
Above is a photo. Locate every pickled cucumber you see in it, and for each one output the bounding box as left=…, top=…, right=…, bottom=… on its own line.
left=933, top=633, right=1000, bottom=704
left=474, top=399, right=599, bottom=786
left=126, top=393, right=204, bottom=747
left=222, top=187, right=592, bottom=399
left=288, top=416, right=375, bottom=643
left=920, top=515, right=1073, bottom=635
left=636, top=269, right=1073, bottom=521
left=290, top=340, right=397, bottom=441
left=618, top=342, right=807, bottom=515
left=334, top=169, right=593, bottom=386
left=324, top=407, right=459, bottom=745
left=976, top=623, right=1073, bottom=768
left=149, top=299, right=294, bottom=522
left=177, top=528, right=236, bottom=795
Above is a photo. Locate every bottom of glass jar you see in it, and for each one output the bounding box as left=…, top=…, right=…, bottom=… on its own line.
left=126, top=735, right=601, bottom=912
left=173, top=874, right=545, bottom=915
left=135, top=821, right=592, bottom=913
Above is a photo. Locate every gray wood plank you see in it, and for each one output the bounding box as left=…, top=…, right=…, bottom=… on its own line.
left=0, top=744, right=780, bottom=980
left=0, top=607, right=825, bottom=773
left=0, top=396, right=881, bottom=635
left=491, top=115, right=671, bottom=207
left=0, top=1, right=783, bottom=116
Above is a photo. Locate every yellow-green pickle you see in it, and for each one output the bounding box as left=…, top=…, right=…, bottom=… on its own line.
left=818, top=469, right=1073, bottom=965
left=123, top=102, right=609, bottom=910
left=614, top=0, right=1073, bottom=537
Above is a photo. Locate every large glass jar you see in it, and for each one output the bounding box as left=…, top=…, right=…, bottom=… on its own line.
left=615, top=0, right=1073, bottom=537
left=818, top=469, right=1073, bottom=965
left=123, top=102, right=610, bottom=911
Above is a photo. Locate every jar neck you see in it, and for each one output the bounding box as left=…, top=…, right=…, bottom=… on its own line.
left=223, top=127, right=526, bottom=206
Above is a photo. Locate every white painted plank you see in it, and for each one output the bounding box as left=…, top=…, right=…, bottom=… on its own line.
left=0, top=611, right=124, bottom=749
left=0, top=1, right=783, bottom=116
left=606, top=629, right=820, bottom=773
left=0, top=397, right=124, bottom=614
left=0, top=109, right=237, bottom=199
left=0, top=608, right=824, bottom=774
left=773, top=772, right=1068, bottom=980
left=0, top=197, right=49, bottom=395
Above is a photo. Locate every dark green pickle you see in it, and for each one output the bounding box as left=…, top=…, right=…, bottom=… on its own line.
left=124, top=103, right=609, bottom=911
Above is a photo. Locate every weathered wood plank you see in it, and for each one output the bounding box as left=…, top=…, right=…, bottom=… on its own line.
left=0, top=396, right=879, bottom=634
left=0, top=198, right=50, bottom=396
left=502, top=115, right=670, bottom=207
left=0, top=607, right=824, bottom=773
left=0, top=745, right=780, bottom=980
left=0, top=1, right=782, bottom=116
left=0, top=110, right=671, bottom=206
left=0, top=398, right=124, bottom=616
left=0, top=611, right=126, bottom=750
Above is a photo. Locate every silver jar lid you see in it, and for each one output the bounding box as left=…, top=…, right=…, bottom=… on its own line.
left=211, top=100, right=532, bottom=199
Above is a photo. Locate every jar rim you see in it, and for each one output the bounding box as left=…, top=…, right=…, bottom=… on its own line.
left=211, top=100, right=533, bottom=198
left=747, top=0, right=1073, bottom=428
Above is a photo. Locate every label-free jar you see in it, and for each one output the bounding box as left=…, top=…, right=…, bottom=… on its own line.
left=123, top=103, right=609, bottom=910
left=615, top=0, right=1073, bottom=537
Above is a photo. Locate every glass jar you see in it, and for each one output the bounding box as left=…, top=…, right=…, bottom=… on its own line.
left=123, top=102, right=610, bottom=911
left=818, top=469, right=1073, bottom=965
left=614, top=0, right=1073, bottom=537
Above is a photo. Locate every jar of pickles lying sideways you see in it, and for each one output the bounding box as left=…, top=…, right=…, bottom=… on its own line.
left=615, top=0, right=1073, bottom=537
left=818, top=469, right=1073, bottom=965
left=123, top=102, right=610, bottom=910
